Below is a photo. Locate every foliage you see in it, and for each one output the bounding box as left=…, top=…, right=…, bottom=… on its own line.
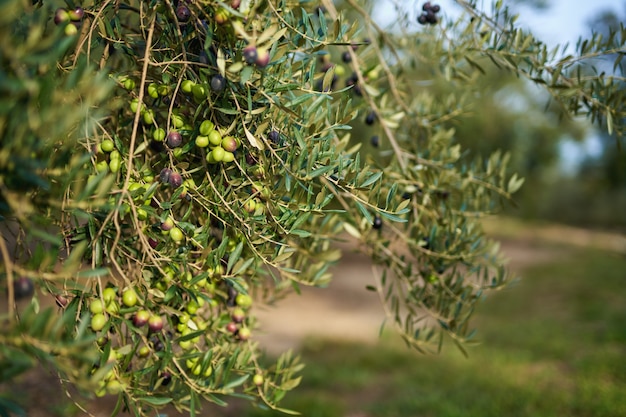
left=0, top=0, right=624, bottom=415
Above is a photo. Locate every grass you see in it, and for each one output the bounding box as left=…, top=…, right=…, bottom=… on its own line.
left=228, top=245, right=626, bottom=417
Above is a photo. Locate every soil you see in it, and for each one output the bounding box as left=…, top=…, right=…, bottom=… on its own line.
left=0, top=225, right=618, bottom=417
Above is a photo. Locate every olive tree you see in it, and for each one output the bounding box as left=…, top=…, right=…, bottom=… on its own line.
left=1, top=0, right=624, bottom=415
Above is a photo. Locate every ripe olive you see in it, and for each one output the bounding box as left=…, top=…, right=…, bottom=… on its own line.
left=13, top=277, right=34, bottom=299
left=148, top=315, right=164, bottom=332
left=54, top=8, right=70, bottom=25
left=255, top=48, right=270, bottom=67
left=268, top=130, right=280, bottom=144
left=159, top=168, right=173, bottom=183
left=176, top=5, right=191, bottom=22
left=373, top=216, right=383, bottom=230
left=133, top=310, right=150, bottom=327
left=168, top=172, right=183, bottom=188
left=243, top=45, right=258, bottom=64
left=166, top=131, right=183, bottom=148
left=221, top=136, right=238, bottom=152
left=161, top=217, right=174, bottom=231
left=232, top=308, right=245, bottom=323
left=210, top=74, right=226, bottom=92
left=68, top=7, right=85, bottom=21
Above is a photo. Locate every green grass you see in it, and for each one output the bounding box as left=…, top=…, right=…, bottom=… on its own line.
left=229, top=246, right=626, bottom=417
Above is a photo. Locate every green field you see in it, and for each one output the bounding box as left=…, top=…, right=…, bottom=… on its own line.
left=236, top=245, right=626, bottom=417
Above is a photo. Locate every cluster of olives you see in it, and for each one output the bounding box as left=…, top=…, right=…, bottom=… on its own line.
left=94, top=139, right=121, bottom=173
left=417, top=2, right=441, bottom=25
left=82, top=267, right=259, bottom=397
left=53, top=6, right=85, bottom=36
left=193, top=120, right=240, bottom=164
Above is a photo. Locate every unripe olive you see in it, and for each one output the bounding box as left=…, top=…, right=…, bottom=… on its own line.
left=91, top=313, right=107, bottom=331
left=253, top=374, right=264, bottom=386
left=64, top=23, right=78, bottom=36
left=95, top=160, right=109, bottom=173
left=122, top=289, right=138, bottom=307
left=192, top=84, right=207, bottom=100
left=90, top=299, right=105, bottom=314
left=214, top=7, right=230, bottom=24
left=147, top=83, right=159, bottom=98
left=153, top=127, right=166, bottom=142
left=169, top=227, right=184, bottom=242
left=222, top=151, right=235, bottom=163
left=195, top=135, right=209, bottom=148
left=208, top=130, right=222, bottom=146
left=181, top=80, right=195, bottom=93
left=199, top=120, right=214, bottom=136
left=109, top=158, right=121, bottom=173
left=171, top=113, right=185, bottom=129
left=103, top=287, right=117, bottom=304
left=211, top=146, right=225, bottom=162
left=235, top=293, right=253, bottom=309
left=143, top=109, right=155, bottom=124
left=129, top=98, right=142, bottom=113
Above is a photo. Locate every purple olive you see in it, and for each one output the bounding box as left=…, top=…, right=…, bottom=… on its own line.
left=13, top=277, right=34, bottom=299
left=168, top=172, right=183, bottom=189
left=176, top=5, right=191, bottom=22
left=159, top=168, right=173, bottom=183
left=166, top=131, right=183, bottom=148
left=243, top=45, right=258, bottom=65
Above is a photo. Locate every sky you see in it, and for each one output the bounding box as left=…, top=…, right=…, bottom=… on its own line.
left=371, top=0, right=624, bottom=171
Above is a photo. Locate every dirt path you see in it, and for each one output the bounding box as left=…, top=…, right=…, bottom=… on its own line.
left=254, top=237, right=567, bottom=355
